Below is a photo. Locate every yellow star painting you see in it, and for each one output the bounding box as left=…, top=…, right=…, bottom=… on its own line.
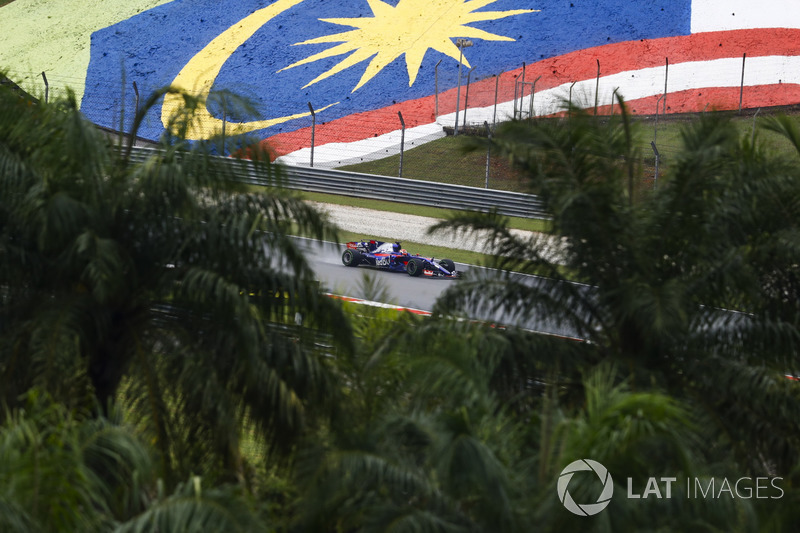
left=280, top=0, right=538, bottom=91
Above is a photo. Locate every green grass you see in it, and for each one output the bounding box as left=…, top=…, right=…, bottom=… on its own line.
left=338, top=135, right=529, bottom=191
left=338, top=109, right=800, bottom=194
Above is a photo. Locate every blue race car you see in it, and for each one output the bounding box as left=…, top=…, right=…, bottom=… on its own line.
left=342, top=240, right=459, bottom=278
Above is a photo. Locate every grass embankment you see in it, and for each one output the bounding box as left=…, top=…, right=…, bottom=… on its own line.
left=339, top=108, right=800, bottom=194
left=339, top=135, right=528, bottom=191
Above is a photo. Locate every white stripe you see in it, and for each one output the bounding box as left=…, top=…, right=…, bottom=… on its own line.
left=691, top=0, right=800, bottom=32
left=276, top=122, right=446, bottom=167
left=522, top=54, right=800, bottom=117
left=276, top=55, right=800, bottom=168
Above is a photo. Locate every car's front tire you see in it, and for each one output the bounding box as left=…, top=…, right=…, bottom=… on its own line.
left=342, top=249, right=362, bottom=267
left=406, top=258, right=422, bottom=277
left=440, top=259, right=456, bottom=274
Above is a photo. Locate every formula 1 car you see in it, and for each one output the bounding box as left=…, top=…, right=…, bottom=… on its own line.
left=342, top=240, right=459, bottom=278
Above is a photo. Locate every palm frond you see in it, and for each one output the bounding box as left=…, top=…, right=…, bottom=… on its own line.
left=115, top=477, right=266, bottom=533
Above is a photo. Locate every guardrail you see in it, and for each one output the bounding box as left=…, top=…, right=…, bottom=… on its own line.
left=127, top=146, right=549, bottom=219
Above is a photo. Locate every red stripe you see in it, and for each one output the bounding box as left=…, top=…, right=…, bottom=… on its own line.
left=600, top=84, right=800, bottom=115
left=263, top=28, right=800, bottom=157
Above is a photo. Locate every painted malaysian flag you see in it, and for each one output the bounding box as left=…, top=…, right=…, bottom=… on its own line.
left=80, top=0, right=800, bottom=166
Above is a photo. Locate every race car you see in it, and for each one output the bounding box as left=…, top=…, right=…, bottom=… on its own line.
left=341, top=240, right=459, bottom=278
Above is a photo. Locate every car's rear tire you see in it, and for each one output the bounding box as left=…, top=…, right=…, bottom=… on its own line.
left=406, top=257, right=422, bottom=277
left=440, top=259, right=455, bottom=274
left=342, top=249, right=362, bottom=266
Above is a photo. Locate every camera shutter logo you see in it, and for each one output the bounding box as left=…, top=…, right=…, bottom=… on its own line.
left=557, top=459, right=614, bottom=516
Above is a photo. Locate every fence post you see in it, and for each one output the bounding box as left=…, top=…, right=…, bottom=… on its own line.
left=484, top=121, right=491, bottom=189
left=530, top=75, right=541, bottom=118
left=739, top=53, right=747, bottom=114
left=454, top=38, right=473, bottom=136
left=493, top=72, right=501, bottom=127
left=594, top=59, right=600, bottom=115
left=132, top=81, right=140, bottom=124
left=514, top=62, right=525, bottom=119
left=398, top=111, right=405, bottom=178
left=610, top=87, right=619, bottom=115
left=41, top=71, right=48, bottom=103
left=651, top=141, right=660, bottom=189
left=117, top=73, right=126, bottom=145
left=463, top=67, right=475, bottom=130
left=307, top=102, right=316, bottom=167
left=663, top=57, right=669, bottom=114
left=654, top=94, right=664, bottom=145
left=221, top=105, right=227, bottom=156
left=569, top=81, right=576, bottom=112
left=434, top=59, right=442, bottom=119
left=519, top=62, right=526, bottom=119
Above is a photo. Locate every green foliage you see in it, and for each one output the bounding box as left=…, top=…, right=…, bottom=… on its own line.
left=0, top=390, right=267, bottom=532
left=0, top=80, right=352, bottom=486
left=430, top=101, right=800, bottom=512
left=294, top=317, right=528, bottom=532
left=0, top=390, right=154, bottom=532
left=115, top=476, right=267, bottom=533
left=4, top=76, right=800, bottom=531
left=530, top=366, right=756, bottom=533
